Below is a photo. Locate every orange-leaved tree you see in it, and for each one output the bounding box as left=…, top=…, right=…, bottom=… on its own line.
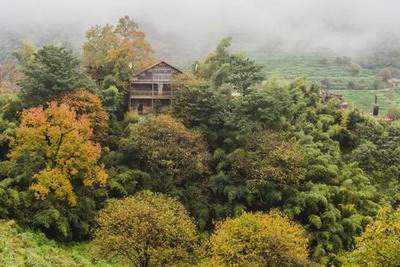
left=61, top=90, right=109, bottom=141
left=9, top=102, right=107, bottom=207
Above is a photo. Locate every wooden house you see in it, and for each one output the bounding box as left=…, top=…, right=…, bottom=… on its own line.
left=129, top=61, right=182, bottom=113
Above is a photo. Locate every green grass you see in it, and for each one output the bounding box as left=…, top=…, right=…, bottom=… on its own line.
left=0, top=220, right=116, bottom=267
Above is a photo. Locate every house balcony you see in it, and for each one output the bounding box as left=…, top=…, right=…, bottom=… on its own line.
left=130, top=90, right=173, bottom=99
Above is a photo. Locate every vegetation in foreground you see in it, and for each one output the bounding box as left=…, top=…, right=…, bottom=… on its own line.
left=1, top=16, right=400, bottom=266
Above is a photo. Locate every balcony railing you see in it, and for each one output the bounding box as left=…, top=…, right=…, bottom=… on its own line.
left=131, top=90, right=172, bottom=97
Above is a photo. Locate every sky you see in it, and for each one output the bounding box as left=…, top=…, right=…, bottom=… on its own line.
left=1, top=0, right=399, bottom=62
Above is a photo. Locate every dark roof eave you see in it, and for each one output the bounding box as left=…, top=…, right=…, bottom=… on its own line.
left=135, top=61, right=183, bottom=76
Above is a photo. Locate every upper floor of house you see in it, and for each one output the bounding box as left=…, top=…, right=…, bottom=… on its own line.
left=129, top=61, right=182, bottom=99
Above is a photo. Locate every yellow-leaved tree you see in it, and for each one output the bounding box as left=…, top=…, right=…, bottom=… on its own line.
left=202, top=211, right=309, bottom=266
left=9, top=102, right=107, bottom=206
left=342, top=207, right=400, bottom=266
left=93, top=191, right=198, bottom=266
left=82, top=16, right=156, bottom=91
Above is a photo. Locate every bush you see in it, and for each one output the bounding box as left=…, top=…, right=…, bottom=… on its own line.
left=387, top=106, right=400, bottom=120
left=93, top=191, right=198, bottom=266
left=349, top=63, right=361, bottom=76
left=0, top=220, right=105, bottom=266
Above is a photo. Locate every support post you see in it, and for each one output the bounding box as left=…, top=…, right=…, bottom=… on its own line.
left=151, top=83, right=154, bottom=111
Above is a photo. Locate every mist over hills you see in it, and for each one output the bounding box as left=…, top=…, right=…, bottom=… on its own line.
left=1, top=0, right=400, bottom=66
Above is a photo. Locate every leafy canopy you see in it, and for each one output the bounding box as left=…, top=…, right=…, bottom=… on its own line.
left=61, top=90, right=109, bottom=142
left=342, top=207, right=400, bottom=267
left=194, top=37, right=264, bottom=95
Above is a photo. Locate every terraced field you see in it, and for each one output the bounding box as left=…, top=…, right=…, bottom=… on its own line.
left=330, top=88, right=400, bottom=114
left=250, top=49, right=400, bottom=115
left=250, top=49, right=379, bottom=90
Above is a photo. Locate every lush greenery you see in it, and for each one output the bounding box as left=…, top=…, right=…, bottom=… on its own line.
left=1, top=16, right=400, bottom=267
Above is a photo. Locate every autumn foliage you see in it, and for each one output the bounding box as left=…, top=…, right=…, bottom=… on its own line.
left=61, top=90, right=109, bottom=141
left=82, top=16, right=156, bottom=89
left=9, top=102, right=107, bottom=206
left=204, top=211, right=309, bottom=266
left=93, top=191, right=198, bottom=266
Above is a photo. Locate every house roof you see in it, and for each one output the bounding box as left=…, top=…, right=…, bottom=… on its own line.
left=135, top=61, right=182, bottom=76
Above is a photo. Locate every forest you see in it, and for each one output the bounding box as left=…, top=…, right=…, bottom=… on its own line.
left=1, top=13, right=400, bottom=267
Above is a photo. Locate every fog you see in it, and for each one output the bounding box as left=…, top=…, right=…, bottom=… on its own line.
left=1, top=0, right=400, bottom=64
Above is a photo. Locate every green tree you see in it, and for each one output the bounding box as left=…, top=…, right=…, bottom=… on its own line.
left=17, top=45, right=94, bottom=107
left=194, top=37, right=264, bottom=95
left=119, top=115, right=209, bottom=193
left=93, top=191, right=198, bottom=266
left=349, top=63, right=361, bottom=76
left=172, top=85, right=233, bottom=148
left=236, top=78, right=312, bottom=130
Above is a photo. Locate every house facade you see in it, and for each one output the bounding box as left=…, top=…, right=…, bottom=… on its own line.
left=128, top=61, right=182, bottom=113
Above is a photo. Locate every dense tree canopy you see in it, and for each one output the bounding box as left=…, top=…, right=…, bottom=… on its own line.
left=9, top=102, right=107, bottom=206
left=119, top=115, right=209, bottom=192
left=1, top=22, right=400, bottom=266
left=0, top=102, right=107, bottom=240
left=194, top=37, right=264, bottom=95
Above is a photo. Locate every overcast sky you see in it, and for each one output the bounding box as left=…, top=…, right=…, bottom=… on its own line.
left=1, top=0, right=399, bottom=60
